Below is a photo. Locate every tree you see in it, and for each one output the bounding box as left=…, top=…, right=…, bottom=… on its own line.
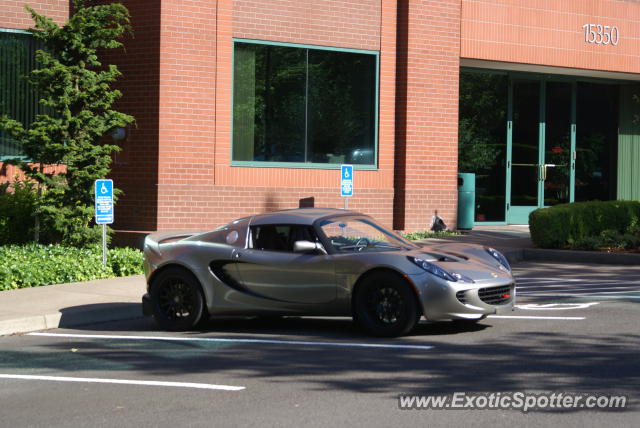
left=0, top=0, right=133, bottom=246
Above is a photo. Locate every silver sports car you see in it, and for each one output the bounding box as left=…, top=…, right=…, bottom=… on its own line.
left=142, top=208, right=515, bottom=336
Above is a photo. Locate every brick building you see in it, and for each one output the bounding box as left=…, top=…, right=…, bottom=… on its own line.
left=2, top=1, right=640, bottom=244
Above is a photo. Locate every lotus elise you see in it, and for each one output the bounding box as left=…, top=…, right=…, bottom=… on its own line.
left=142, top=208, right=515, bottom=336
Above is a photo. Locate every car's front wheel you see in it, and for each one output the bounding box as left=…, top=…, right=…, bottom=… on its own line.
left=353, top=272, right=420, bottom=337
left=150, top=267, right=205, bottom=331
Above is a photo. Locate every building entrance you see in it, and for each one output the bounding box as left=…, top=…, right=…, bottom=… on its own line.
left=459, top=70, right=619, bottom=224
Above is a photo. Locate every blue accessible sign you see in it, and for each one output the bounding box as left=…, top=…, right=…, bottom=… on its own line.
left=95, top=179, right=114, bottom=225
left=341, top=164, right=353, bottom=197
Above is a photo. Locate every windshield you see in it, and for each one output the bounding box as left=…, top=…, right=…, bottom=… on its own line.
left=318, top=216, right=417, bottom=253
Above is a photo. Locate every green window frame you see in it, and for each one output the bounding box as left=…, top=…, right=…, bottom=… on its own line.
left=231, top=39, right=379, bottom=169
left=0, top=28, right=42, bottom=160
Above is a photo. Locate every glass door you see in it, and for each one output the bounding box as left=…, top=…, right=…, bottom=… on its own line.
left=507, top=80, right=542, bottom=223
left=543, top=82, right=574, bottom=206
left=506, top=79, right=575, bottom=224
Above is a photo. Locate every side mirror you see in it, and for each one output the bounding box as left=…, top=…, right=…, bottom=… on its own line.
left=293, top=240, right=327, bottom=255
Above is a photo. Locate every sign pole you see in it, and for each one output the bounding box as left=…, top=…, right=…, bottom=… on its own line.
left=102, top=224, right=107, bottom=265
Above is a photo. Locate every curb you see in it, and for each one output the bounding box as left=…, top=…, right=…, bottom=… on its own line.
left=502, top=248, right=640, bottom=265
left=0, top=303, right=142, bottom=336
left=522, top=248, right=640, bottom=265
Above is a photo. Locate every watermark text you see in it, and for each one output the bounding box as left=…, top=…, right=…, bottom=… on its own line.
left=398, top=392, right=628, bottom=412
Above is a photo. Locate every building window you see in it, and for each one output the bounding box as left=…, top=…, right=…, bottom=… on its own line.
left=232, top=40, right=378, bottom=167
left=0, top=30, right=41, bottom=159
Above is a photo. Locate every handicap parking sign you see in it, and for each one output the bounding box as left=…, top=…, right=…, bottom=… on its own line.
left=95, top=179, right=114, bottom=224
left=341, top=165, right=353, bottom=197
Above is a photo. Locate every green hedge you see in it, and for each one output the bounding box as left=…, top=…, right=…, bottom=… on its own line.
left=529, top=200, right=640, bottom=249
left=0, top=244, right=143, bottom=290
left=0, top=180, right=37, bottom=245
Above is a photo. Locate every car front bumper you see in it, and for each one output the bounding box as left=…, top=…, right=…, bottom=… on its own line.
left=411, top=273, right=516, bottom=321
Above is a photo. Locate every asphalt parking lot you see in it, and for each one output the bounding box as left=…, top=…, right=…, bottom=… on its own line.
left=1, top=261, right=638, bottom=427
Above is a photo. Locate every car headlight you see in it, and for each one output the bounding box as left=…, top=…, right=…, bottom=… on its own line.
left=408, top=256, right=457, bottom=282
left=484, top=247, right=511, bottom=272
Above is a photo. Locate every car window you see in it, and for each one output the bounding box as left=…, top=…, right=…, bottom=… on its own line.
left=250, top=225, right=319, bottom=252
left=319, top=217, right=413, bottom=253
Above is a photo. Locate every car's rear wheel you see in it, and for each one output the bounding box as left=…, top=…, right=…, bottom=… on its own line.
left=353, top=272, right=420, bottom=337
left=150, top=267, right=205, bottom=331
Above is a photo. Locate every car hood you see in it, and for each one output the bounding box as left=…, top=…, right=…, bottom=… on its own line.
left=405, top=242, right=512, bottom=282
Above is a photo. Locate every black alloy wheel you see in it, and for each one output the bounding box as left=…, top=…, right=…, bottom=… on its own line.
left=354, top=271, right=420, bottom=337
left=150, top=267, right=205, bottom=331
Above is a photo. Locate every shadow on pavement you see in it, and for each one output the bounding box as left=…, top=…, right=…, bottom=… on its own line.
left=4, top=315, right=637, bottom=411
left=58, top=303, right=142, bottom=328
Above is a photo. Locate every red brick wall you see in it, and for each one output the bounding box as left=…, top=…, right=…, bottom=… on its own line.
left=106, top=0, right=162, bottom=232
left=233, top=0, right=381, bottom=51
left=394, top=0, right=461, bottom=231
left=0, top=0, right=69, bottom=28
left=147, top=0, right=398, bottom=232
left=2, top=0, right=459, bottom=236
left=155, top=0, right=220, bottom=230
left=461, top=0, right=640, bottom=74
left=211, top=0, right=395, bottom=229
left=0, top=164, right=66, bottom=184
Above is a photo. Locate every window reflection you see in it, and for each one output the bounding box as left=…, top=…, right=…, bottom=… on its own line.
left=458, top=72, right=508, bottom=221
left=233, top=42, right=377, bottom=166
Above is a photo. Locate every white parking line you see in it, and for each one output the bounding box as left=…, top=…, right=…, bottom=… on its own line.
left=517, top=285, right=637, bottom=292
left=0, top=374, right=245, bottom=391
left=488, top=315, right=585, bottom=320
left=518, top=292, right=640, bottom=299
left=516, top=302, right=599, bottom=310
left=516, top=278, right=626, bottom=283
left=519, top=289, right=640, bottom=295
left=518, top=282, right=637, bottom=287
left=28, top=332, right=434, bottom=350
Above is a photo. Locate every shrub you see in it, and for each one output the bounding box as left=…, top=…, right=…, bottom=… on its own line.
left=573, top=231, right=640, bottom=251
left=109, top=246, right=144, bottom=277
left=0, top=244, right=143, bottom=290
left=0, top=180, right=37, bottom=245
left=402, top=230, right=460, bottom=241
left=529, top=201, right=640, bottom=249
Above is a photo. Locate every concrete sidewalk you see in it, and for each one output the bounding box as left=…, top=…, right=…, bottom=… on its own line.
left=1, top=225, right=639, bottom=336
left=0, top=275, right=146, bottom=336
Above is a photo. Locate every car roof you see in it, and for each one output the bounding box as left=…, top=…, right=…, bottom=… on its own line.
left=249, top=208, right=365, bottom=226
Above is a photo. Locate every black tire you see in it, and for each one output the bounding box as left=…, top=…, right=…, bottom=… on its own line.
left=353, top=271, right=420, bottom=337
left=150, top=266, right=205, bottom=331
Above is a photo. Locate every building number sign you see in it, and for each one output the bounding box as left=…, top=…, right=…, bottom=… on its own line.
left=582, top=24, right=619, bottom=46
